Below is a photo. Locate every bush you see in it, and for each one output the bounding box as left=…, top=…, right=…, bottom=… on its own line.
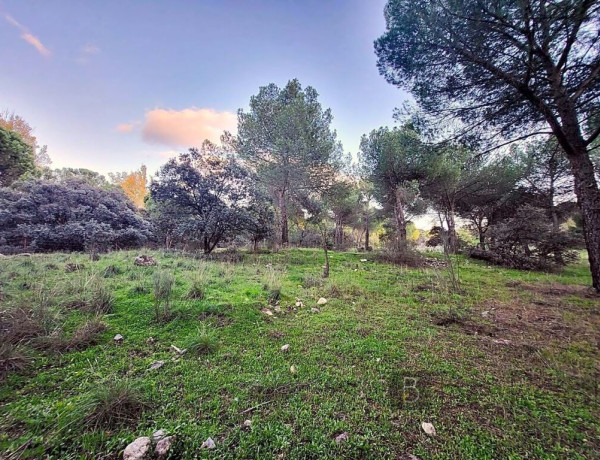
left=470, top=205, right=581, bottom=271
left=0, top=178, right=155, bottom=254
left=375, top=242, right=425, bottom=268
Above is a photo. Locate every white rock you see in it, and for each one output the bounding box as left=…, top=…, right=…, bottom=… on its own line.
left=155, top=435, right=175, bottom=458
left=317, top=297, right=327, bottom=305
left=335, top=432, right=349, bottom=444
left=123, top=436, right=151, bottom=460
left=274, top=305, right=282, bottom=313
left=242, top=419, right=252, bottom=430
left=170, top=344, right=186, bottom=355
left=261, top=308, right=274, bottom=316
left=290, top=365, right=297, bottom=373
left=481, top=310, right=489, bottom=317
left=360, top=259, right=367, bottom=262
left=310, top=308, right=320, bottom=313
left=149, top=361, right=164, bottom=370
left=295, top=301, right=304, bottom=308
left=421, top=422, right=436, bottom=436
left=281, top=344, right=290, bottom=352
left=113, top=334, right=124, bottom=342
left=152, top=429, right=166, bottom=442
left=201, top=437, right=216, bottom=449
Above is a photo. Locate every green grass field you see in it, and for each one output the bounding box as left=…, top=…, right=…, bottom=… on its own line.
left=1, top=249, right=598, bottom=459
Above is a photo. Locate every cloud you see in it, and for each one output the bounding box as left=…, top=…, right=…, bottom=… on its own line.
left=4, top=13, right=51, bottom=57
left=141, top=108, right=237, bottom=148
left=116, top=123, right=136, bottom=133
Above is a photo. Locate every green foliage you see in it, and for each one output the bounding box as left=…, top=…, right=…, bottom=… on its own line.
left=0, top=125, right=36, bottom=186
left=0, top=249, right=596, bottom=458
left=237, top=79, right=343, bottom=243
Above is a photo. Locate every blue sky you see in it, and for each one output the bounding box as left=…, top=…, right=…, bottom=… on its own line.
left=0, top=0, right=409, bottom=175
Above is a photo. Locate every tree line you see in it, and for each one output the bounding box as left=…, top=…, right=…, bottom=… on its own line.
left=0, top=1, right=598, bottom=291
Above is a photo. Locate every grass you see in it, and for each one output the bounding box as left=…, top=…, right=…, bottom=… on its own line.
left=0, top=248, right=598, bottom=459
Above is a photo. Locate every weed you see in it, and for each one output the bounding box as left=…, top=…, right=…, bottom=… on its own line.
left=153, top=270, right=175, bottom=322
left=0, top=344, right=31, bottom=377
left=77, top=379, right=148, bottom=430
left=187, top=326, right=219, bottom=355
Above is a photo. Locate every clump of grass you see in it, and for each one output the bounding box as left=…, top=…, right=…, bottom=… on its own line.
left=102, top=264, right=122, bottom=278
left=73, top=380, right=148, bottom=431
left=263, top=265, right=284, bottom=302
left=0, top=344, right=31, bottom=378
left=187, top=326, right=219, bottom=355
left=37, top=318, right=106, bottom=352
left=153, top=270, right=175, bottom=322
left=301, top=274, right=324, bottom=289
left=130, top=283, right=148, bottom=295
left=88, top=280, right=115, bottom=314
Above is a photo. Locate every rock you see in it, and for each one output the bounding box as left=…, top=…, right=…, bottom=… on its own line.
left=152, top=429, right=166, bottom=442
left=281, top=344, right=290, bottom=352
left=481, top=310, right=489, bottom=317
left=290, top=365, right=297, bottom=373
left=155, top=435, right=175, bottom=458
left=146, top=337, right=155, bottom=345
left=421, top=422, right=436, bottom=436
left=123, top=436, right=151, bottom=460
left=310, top=307, right=320, bottom=313
left=295, top=301, right=304, bottom=308
left=317, top=297, right=327, bottom=305
left=170, top=344, right=186, bottom=355
left=274, top=305, right=282, bottom=313
left=149, top=361, right=164, bottom=370
left=261, top=308, right=274, bottom=316
left=201, top=437, right=216, bottom=449
left=335, top=432, right=349, bottom=444
left=398, top=455, right=421, bottom=460
left=114, top=334, right=124, bottom=343
left=134, top=255, right=157, bottom=267
left=242, top=419, right=252, bottom=430
left=360, top=259, right=367, bottom=262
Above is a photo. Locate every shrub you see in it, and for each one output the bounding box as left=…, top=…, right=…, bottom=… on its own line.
left=375, top=242, right=425, bottom=268
left=471, top=205, right=581, bottom=271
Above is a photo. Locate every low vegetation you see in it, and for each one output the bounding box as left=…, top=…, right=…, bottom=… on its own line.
left=0, top=249, right=598, bottom=458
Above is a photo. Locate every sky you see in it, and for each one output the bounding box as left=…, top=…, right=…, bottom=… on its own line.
left=0, top=0, right=409, bottom=177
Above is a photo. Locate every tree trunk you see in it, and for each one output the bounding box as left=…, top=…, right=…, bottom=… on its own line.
left=445, top=209, right=458, bottom=253
left=549, top=174, right=559, bottom=232
left=279, top=189, right=289, bottom=245
left=568, top=150, right=600, bottom=291
left=334, top=216, right=343, bottom=249
left=395, top=187, right=407, bottom=244
left=364, top=210, right=370, bottom=251
left=322, top=233, right=330, bottom=278
left=203, top=236, right=210, bottom=254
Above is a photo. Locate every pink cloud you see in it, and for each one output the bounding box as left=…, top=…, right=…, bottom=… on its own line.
left=141, top=108, right=237, bottom=148
left=116, top=123, right=136, bottom=133
left=4, top=13, right=51, bottom=57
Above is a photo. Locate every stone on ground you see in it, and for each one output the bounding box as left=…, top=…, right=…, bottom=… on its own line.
left=123, top=437, right=151, bottom=460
